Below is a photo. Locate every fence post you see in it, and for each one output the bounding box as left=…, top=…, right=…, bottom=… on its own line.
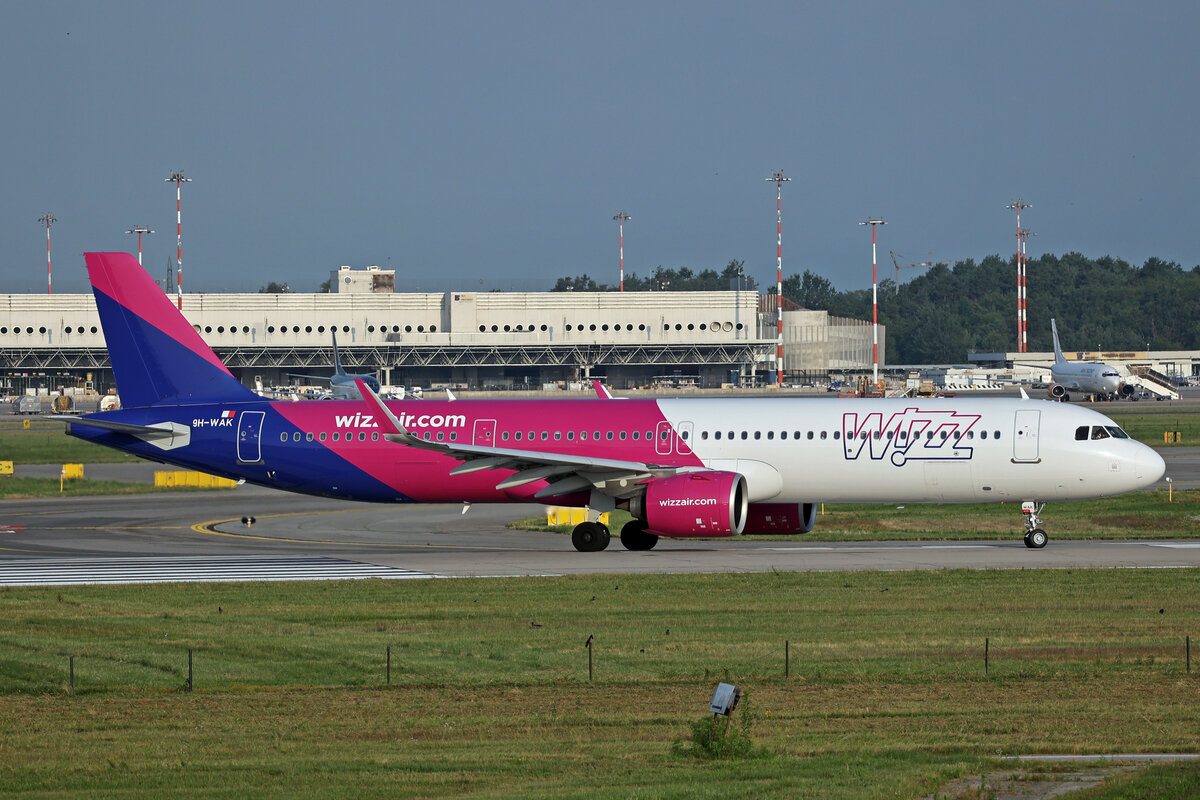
left=785, top=640, right=790, bottom=678
left=187, top=649, right=193, bottom=692
left=69, top=656, right=74, bottom=694
left=985, top=638, right=989, bottom=676
left=387, top=645, right=391, bottom=685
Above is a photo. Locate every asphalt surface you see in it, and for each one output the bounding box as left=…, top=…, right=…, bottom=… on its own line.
left=0, top=449, right=1197, bottom=582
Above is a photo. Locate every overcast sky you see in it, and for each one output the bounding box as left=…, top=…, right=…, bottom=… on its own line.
left=3, top=1, right=1198, bottom=295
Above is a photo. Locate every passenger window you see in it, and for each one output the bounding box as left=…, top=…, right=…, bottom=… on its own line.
left=1075, top=426, right=1089, bottom=441
left=807, top=431, right=813, bottom=440
left=437, top=432, right=444, bottom=441
left=293, top=432, right=301, bottom=442
left=450, top=432, right=457, bottom=441
left=554, top=432, right=561, bottom=440
left=715, top=431, right=722, bottom=440
left=833, top=432, right=841, bottom=440
left=701, top=431, right=709, bottom=440
left=754, top=431, right=761, bottom=440
left=820, top=431, right=827, bottom=440
left=515, top=432, right=522, bottom=441
left=681, top=431, right=689, bottom=440
left=360, top=432, right=367, bottom=441
left=740, top=431, right=748, bottom=440
left=606, top=432, right=614, bottom=440
left=767, top=431, right=774, bottom=440
left=502, top=432, right=510, bottom=441
left=372, top=432, right=379, bottom=441
left=619, top=432, right=626, bottom=440
left=280, top=433, right=287, bottom=442
left=632, top=431, right=639, bottom=440
left=319, top=432, right=327, bottom=442
left=661, top=431, right=669, bottom=441
left=567, top=431, right=575, bottom=440
left=594, top=431, right=601, bottom=440
left=581, top=431, right=588, bottom=441
left=540, top=432, right=548, bottom=440
left=980, top=431, right=987, bottom=440
left=994, top=431, right=1001, bottom=439
left=333, top=432, right=339, bottom=442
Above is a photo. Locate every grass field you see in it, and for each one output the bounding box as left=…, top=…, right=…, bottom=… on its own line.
left=0, top=476, right=225, bottom=499
left=2, top=569, right=1199, bottom=798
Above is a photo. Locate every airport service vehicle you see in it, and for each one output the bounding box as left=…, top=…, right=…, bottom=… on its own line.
left=52, top=253, right=1165, bottom=552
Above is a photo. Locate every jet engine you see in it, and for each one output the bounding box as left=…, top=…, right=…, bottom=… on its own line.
left=629, top=471, right=747, bottom=538
left=1119, top=383, right=1135, bottom=398
left=1047, top=384, right=1068, bottom=400
left=740, top=502, right=817, bottom=535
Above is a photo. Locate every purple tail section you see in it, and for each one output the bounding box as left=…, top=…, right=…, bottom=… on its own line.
left=86, top=252, right=257, bottom=407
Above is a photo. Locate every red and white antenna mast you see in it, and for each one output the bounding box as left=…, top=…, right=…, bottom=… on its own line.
left=766, top=171, right=790, bottom=386
left=166, top=171, right=191, bottom=309
left=38, top=213, right=56, bottom=294
left=613, top=211, right=632, bottom=292
left=125, top=225, right=155, bottom=267
left=1006, top=199, right=1030, bottom=352
left=860, top=218, right=887, bottom=386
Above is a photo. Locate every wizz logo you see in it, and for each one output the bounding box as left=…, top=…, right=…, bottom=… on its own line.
left=335, top=413, right=378, bottom=428
left=842, top=408, right=981, bottom=466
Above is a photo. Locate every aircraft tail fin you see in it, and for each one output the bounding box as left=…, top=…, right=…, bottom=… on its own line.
left=332, top=330, right=346, bottom=377
left=1050, top=318, right=1066, bottom=363
left=85, top=252, right=256, bottom=407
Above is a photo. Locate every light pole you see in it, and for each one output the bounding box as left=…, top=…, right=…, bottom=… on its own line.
left=166, top=171, right=191, bottom=309
left=765, top=171, right=790, bottom=385
left=613, top=211, right=632, bottom=292
left=38, top=213, right=56, bottom=294
left=125, top=226, right=155, bottom=266
left=859, top=218, right=886, bottom=386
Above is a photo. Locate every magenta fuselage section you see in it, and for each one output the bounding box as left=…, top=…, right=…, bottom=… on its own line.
left=265, top=397, right=704, bottom=503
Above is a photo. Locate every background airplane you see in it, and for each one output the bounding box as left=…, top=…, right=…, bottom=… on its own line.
left=1043, top=318, right=1131, bottom=401
left=49, top=253, right=1164, bottom=552
left=287, top=330, right=381, bottom=399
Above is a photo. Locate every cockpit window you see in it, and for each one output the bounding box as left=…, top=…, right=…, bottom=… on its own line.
left=1078, top=425, right=1130, bottom=441
left=1091, top=427, right=1110, bottom=440
left=1105, top=426, right=1129, bottom=439
left=1101, top=371, right=1119, bottom=378
left=1075, top=426, right=1089, bottom=441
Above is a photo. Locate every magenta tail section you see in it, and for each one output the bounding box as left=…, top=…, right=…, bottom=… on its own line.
left=86, top=252, right=256, bottom=407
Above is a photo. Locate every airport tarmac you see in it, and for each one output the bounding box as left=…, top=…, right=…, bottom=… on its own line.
left=0, top=448, right=1197, bottom=583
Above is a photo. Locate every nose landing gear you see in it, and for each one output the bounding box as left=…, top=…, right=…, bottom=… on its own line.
left=1022, top=501, right=1048, bottom=548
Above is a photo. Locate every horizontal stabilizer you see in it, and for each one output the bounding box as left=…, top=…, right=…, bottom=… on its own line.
left=42, top=415, right=192, bottom=450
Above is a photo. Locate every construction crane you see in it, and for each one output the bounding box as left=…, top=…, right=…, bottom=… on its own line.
left=889, top=251, right=936, bottom=292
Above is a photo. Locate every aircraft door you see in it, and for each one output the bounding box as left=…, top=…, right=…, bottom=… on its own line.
left=237, top=411, right=266, bottom=464
left=676, top=421, right=694, bottom=454
left=655, top=421, right=673, bottom=456
left=1012, top=409, right=1041, bottom=463
left=473, top=419, right=496, bottom=447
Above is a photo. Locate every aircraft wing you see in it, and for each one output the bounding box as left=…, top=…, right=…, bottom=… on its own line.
left=354, top=379, right=679, bottom=499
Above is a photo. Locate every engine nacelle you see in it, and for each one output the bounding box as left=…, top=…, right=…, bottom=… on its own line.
left=1119, top=383, right=1135, bottom=398
left=740, top=502, right=817, bottom=535
left=630, top=471, right=747, bottom=538
left=1047, top=384, right=1067, bottom=400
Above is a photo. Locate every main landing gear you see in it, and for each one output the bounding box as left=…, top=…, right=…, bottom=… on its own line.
left=571, top=521, right=610, bottom=552
left=620, top=519, right=659, bottom=551
left=1022, top=501, right=1048, bottom=549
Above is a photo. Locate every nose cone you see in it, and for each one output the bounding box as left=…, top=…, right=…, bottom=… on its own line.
left=1136, top=446, right=1167, bottom=486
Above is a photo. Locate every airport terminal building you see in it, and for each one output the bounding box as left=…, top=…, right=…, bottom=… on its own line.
left=0, top=265, right=884, bottom=396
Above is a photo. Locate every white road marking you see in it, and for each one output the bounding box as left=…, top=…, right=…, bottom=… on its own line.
left=0, top=555, right=435, bottom=586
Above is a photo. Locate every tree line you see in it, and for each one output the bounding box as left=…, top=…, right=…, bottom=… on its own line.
left=553, top=253, right=1200, bottom=363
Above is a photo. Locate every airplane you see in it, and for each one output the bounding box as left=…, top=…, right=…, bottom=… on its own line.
left=1042, top=318, right=1132, bottom=401
left=287, top=330, right=381, bottom=399
left=48, top=253, right=1165, bottom=552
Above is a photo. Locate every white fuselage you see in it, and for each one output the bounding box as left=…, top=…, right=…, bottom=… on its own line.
left=659, top=396, right=1163, bottom=505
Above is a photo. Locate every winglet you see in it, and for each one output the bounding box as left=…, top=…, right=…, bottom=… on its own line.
left=593, top=380, right=614, bottom=399
left=1019, top=387, right=1030, bottom=400
left=354, top=379, right=404, bottom=435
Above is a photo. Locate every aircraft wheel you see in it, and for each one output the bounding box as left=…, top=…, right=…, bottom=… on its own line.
left=620, top=519, right=658, bottom=551
left=571, top=521, right=611, bottom=552
left=1027, top=528, right=1048, bottom=549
